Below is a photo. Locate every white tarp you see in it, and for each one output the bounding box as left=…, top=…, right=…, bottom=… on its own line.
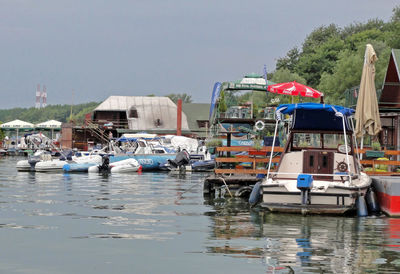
left=36, top=120, right=62, bottom=129
left=1, top=119, right=34, bottom=129
left=169, top=135, right=199, bottom=153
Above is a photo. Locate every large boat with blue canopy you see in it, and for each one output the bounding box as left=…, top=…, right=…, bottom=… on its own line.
left=258, top=102, right=371, bottom=215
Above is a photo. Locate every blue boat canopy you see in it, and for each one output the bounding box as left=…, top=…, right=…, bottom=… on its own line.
left=276, top=103, right=355, bottom=131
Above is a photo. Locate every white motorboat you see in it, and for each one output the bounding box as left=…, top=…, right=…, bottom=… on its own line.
left=257, top=103, right=371, bottom=215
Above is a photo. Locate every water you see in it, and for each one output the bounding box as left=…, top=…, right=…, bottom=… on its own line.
left=1, top=157, right=400, bottom=273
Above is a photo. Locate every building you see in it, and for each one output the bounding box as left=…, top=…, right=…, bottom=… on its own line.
left=60, top=96, right=209, bottom=149
left=378, top=49, right=400, bottom=150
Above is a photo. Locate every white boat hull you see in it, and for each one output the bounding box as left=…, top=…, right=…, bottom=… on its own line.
left=16, top=160, right=31, bottom=171
left=35, top=160, right=68, bottom=172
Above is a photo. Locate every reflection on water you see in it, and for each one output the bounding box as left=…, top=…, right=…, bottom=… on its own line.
left=204, top=196, right=400, bottom=273
left=1, top=157, right=400, bottom=273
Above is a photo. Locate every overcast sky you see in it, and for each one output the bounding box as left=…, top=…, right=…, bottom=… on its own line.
left=0, top=0, right=398, bottom=109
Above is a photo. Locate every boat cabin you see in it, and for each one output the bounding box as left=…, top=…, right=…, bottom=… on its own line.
left=271, top=103, right=359, bottom=182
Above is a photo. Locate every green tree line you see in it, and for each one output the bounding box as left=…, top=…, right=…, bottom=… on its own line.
left=270, top=6, right=400, bottom=105
left=0, top=102, right=100, bottom=124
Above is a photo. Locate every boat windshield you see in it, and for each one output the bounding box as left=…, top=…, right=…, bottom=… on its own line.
left=292, top=133, right=351, bottom=150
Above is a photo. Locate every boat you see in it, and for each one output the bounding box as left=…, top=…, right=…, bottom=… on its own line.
left=109, top=136, right=177, bottom=170
left=36, top=152, right=102, bottom=172
left=62, top=154, right=103, bottom=172
left=88, top=157, right=141, bottom=173
left=258, top=103, right=371, bottom=215
left=372, top=177, right=400, bottom=216
left=16, top=150, right=52, bottom=171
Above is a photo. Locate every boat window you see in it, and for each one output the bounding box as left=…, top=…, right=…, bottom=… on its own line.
left=138, top=141, right=146, bottom=147
left=293, top=133, right=321, bottom=149
left=128, top=107, right=138, bottom=118
left=309, top=155, right=314, bottom=167
left=323, top=134, right=350, bottom=149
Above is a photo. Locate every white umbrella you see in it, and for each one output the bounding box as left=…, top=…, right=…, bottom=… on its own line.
left=354, top=44, right=382, bottom=157
left=1, top=119, right=34, bottom=144
left=35, top=120, right=62, bottom=140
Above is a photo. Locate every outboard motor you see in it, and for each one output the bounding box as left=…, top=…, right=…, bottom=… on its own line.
left=168, top=150, right=190, bottom=169
left=99, top=155, right=110, bottom=172
left=59, top=150, right=73, bottom=161
left=297, top=174, right=313, bottom=205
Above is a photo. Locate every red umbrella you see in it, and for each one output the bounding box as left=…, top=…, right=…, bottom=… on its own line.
left=267, top=81, right=323, bottom=98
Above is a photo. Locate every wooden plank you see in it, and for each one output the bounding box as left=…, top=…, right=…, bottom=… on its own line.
left=356, top=149, right=400, bottom=155
left=216, top=146, right=284, bottom=152
left=214, top=168, right=271, bottom=174
left=215, top=157, right=280, bottom=163
left=360, top=160, right=400, bottom=165
left=365, top=171, right=400, bottom=176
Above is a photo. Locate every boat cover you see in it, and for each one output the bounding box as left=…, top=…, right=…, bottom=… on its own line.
left=276, top=103, right=355, bottom=131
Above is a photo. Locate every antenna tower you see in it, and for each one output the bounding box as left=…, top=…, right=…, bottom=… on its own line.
left=42, top=85, right=47, bottom=108
left=35, top=84, right=41, bottom=108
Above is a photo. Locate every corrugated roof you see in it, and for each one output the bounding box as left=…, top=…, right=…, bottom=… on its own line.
left=94, top=96, right=189, bottom=131
left=182, top=103, right=210, bottom=137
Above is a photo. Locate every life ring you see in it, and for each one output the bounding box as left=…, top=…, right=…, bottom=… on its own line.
left=255, top=120, right=265, bottom=131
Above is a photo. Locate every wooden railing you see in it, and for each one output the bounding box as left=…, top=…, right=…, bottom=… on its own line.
left=356, top=148, right=400, bottom=176
left=213, top=146, right=400, bottom=176
left=214, top=146, right=283, bottom=175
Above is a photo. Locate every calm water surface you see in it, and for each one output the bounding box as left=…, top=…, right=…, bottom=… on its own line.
left=1, top=157, right=400, bottom=273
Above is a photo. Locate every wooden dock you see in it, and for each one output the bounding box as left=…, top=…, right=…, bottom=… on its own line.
left=204, top=146, right=282, bottom=197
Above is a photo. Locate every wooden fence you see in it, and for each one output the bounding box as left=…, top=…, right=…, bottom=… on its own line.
left=214, top=146, right=400, bottom=176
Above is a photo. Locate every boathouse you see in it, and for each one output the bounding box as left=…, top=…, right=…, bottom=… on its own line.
left=60, top=96, right=210, bottom=150
left=91, top=96, right=191, bottom=135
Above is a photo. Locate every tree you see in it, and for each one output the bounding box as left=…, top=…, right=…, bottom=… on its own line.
left=318, top=41, right=390, bottom=105
left=276, top=47, right=300, bottom=72
left=301, top=24, right=341, bottom=54
left=166, top=93, right=193, bottom=103
left=296, top=37, right=345, bottom=87
left=271, top=68, right=307, bottom=84
left=218, top=90, right=227, bottom=114
left=391, top=5, right=400, bottom=22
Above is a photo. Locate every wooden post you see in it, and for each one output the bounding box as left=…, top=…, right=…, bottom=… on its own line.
left=177, top=99, right=182, bottom=136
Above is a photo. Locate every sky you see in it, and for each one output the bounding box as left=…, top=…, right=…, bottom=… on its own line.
left=0, top=0, right=399, bottom=109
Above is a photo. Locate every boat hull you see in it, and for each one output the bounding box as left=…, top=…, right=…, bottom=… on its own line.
left=372, top=176, right=400, bottom=216
left=16, top=160, right=32, bottom=172
left=110, top=154, right=175, bottom=171
left=261, top=183, right=369, bottom=215
left=35, top=160, right=67, bottom=172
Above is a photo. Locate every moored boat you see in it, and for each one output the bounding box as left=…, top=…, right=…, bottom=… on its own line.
left=372, top=177, right=400, bottom=216
left=88, top=157, right=141, bottom=173
left=258, top=103, right=371, bottom=215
